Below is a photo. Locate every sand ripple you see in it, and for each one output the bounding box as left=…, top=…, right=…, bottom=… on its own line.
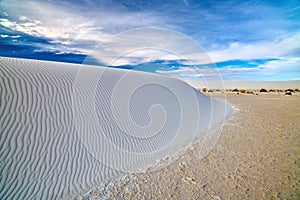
left=0, top=57, right=232, bottom=199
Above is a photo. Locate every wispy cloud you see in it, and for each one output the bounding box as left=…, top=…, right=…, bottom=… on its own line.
left=155, top=57, right=300, bottom=81
left=83, top=27, right=213, bottom=66
left=156, top=66, right=205, bottom=78
left=209, top=32, right=300, bottom=63
left=0, top=0, right=168, bottom=54
left=0, top=34, right=21, bottom=38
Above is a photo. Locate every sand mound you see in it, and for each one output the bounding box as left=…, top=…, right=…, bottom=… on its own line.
left=0, top=57, right=232, bottom=199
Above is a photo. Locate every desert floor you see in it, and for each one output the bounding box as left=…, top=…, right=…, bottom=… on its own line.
left=86, top=92, right=300, bottom=200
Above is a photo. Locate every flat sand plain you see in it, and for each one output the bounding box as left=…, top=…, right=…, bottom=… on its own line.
left=87, top=92, right=300, bottom=200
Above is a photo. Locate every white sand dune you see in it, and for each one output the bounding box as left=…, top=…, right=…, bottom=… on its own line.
left=0, top=57, right=232, bottom=199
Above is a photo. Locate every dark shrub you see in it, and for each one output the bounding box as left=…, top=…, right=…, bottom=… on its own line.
left=269, top=89, right=276, bottom=92
left=260, top=88, right=267, bottom=92
left=285, top=89, right=294, bottom=92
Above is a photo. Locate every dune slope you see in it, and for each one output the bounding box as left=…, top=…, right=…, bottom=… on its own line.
left=0, top=57, right=232, bottom=199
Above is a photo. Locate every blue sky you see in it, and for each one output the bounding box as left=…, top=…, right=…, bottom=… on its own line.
left=0, top=0, right=300, bottom=81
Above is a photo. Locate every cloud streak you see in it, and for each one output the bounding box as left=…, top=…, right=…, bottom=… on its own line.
left=209, top=32, right=300, bottom=63
left=0, top=0, right=168, bottom=54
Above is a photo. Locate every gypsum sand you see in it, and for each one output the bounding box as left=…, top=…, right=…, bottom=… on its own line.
left=84, top=92, right=300, bottom=200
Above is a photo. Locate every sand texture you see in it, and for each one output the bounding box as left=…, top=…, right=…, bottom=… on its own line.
left=88, top=93, right=300, bottom=199
left=0, top=57, right=231, bottom=200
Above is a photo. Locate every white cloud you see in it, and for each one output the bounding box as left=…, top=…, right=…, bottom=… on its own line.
left=208, top=32, right=300, bottom=63
left=0, top=34, right=9, bottom=38
left=257, top=57, right=300, bottom=76
left=0, top=0, right=168, bottom=54
left=10, top=35, right=21, bottom=38
left=155, top=66, right=222, bottom=80
left=84, top=27, right=214, bottom=66
left=82, top=28, right=300, bottom=70
left=154, top=56, right=300, bottom=81
left=91, top=30, right=300, bottom=67
left=0, top=33, right=21, bottom=38
left=206, top=58, right=299, bottom=81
